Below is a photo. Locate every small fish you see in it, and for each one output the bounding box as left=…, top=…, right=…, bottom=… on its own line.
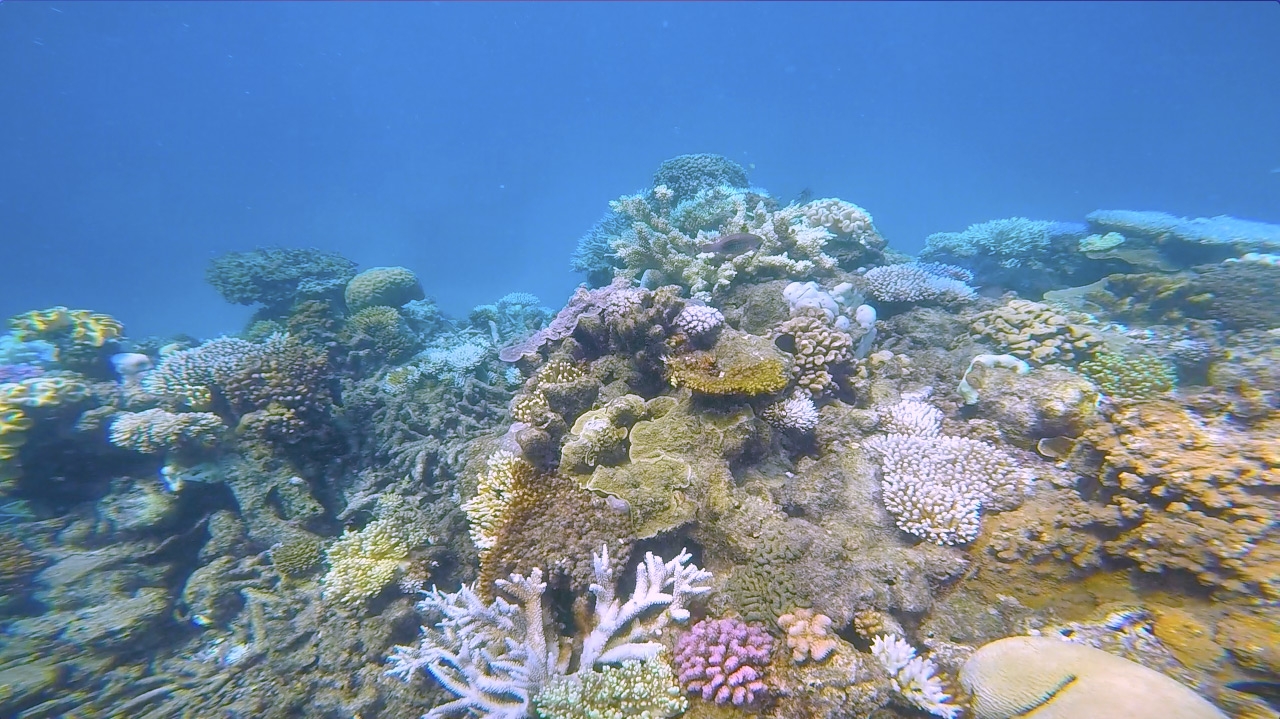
left=700, top=232, right=763, bottom=257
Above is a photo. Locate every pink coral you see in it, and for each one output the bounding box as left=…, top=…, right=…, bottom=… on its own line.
left=674, top=616, right=773, bottom=706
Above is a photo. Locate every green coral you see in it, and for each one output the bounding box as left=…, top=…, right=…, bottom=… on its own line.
left=1079, top=352, right=1176, bottom=399
left=206, top=248, right=357, bottom=311
left=583, top=396, right=760, bottom=538
left=727, top=522, right=813, bottom=623
left=342, top=306, right=418, bottom=361
left=534, top=656, right=687, bottom=719
left=344, top=266, right=425, bottom=312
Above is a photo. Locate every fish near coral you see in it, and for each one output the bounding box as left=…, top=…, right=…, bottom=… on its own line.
left=700, top=232, right=763, bottom=257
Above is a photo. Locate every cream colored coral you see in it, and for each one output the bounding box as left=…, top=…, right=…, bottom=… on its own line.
left=959, top=636, right=1226, bottom=719
left=777, top=311, right=853, bottom=396
left=322, top=495, right=432, bottom=605
left=800, top=198, right=880, bottom=245
left=777, top=608, right=838, bottom=663
left=461, top=449, right=534, bottom=553
left=109, top=408, right=224, bottom=454
left=969, top=299, right=1104, bottom=366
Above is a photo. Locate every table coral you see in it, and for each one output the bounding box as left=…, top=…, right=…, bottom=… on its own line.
left=969, top=298, right=1105, bottom=366
left=205, top=248, right=357, bottom=311
left=108, top=408, right=224, bottom=454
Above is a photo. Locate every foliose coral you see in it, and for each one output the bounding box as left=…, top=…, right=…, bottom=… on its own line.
left=343, top=266, right=426, bottom=312
left=386, top=546, right=711, bottom=719
left=205, top=248, right=357, bottom=311
left=673, top=616, right=773, bottom=706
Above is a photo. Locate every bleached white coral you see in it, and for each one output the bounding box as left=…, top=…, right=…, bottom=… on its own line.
left=865, top=433, right=1028, bottom=545
left=386, top=545, right=711, bottom=719
left=862, top=264, right=975, bottom=304
left=673, top=304, right=725, bottom=339
left=418, top=337, right=492, bottom=388
left=870, top=634, right=960, bottom=719
left=763, top=390, right=820, bottom=434
left=879, top=399, right=942, bottom=437
left=800, top=198, right=882, bottom=248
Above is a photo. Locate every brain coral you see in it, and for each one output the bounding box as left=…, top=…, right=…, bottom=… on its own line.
left=344, top=266, right=425, bottom=312
left=206, top=248, right=357, bottom=310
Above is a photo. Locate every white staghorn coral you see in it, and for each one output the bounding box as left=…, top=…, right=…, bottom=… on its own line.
left=387, top=545, right=711, bottom=719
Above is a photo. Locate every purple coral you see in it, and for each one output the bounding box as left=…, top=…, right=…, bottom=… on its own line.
left=674, top=617, right=773, bottom=706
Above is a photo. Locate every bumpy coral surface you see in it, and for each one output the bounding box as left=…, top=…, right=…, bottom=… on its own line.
left=1078, top=351, right=1176, bottom=399
left=205, top=248, right=357, bottom=310
left=109, top=408, right=224, bottom=454
left=674, top=617, right=773, bottom=706
left=777, top=608, right=838, bottom=664
left=651, top=153, right=749, bottom=202
left=867, top=432, right=1028, bottom=545
left=321, top=495, right=432, bottom=605
left=970, top=298, right=1105, bottom=365
left=534, top=656, right=687, bottom=719
left=862, top=263, right=975, bottom=304
left=776, top=310, right=852, bottom=396
left=343, top=266, right=426, bottom=312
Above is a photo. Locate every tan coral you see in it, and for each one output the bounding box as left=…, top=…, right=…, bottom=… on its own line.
left=776, top=310, right=853, bottom=396
left=778, top=608, right=839, bottom=664
left=969, top=299, right=1105, bottom=366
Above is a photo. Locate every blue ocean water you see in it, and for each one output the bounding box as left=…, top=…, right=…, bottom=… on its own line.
left=2, top=1, right=1277, bottom=338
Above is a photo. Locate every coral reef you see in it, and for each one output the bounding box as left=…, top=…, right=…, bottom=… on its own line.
left=386, top=546, right=711, bottom=719
left=322, top=494, right=433, bottom=605
left=861, top=262, right=975, bottom=304
left=673, top=616, right=773, bottom=706
left=108, top=408, right=224, bottom=454
left=533, top=656, right=687, bottom=719
left=871, top=634, right=960, bottom=718
left=1078, top=351, right=1176, bottom=399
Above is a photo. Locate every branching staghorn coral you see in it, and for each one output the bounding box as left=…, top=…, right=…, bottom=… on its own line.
left=386, top=545, right=711, bottom=719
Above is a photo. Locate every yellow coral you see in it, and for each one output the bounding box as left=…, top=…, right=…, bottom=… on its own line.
left=1, top=376, right=89, bottom=408
left=321, top=495, right=432, bottom=605
left=461, top=449, right=535, bottom=553
left=10, top=307, right=123, bottom=347
left=665, top=351, right=789, bottom=396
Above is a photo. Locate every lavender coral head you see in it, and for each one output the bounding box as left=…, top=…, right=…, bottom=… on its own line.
left=0, top=364, right=43, bottom=384
left=673, top=304, right=725, bottom=341
left=674, top=616, right=773, bottom=706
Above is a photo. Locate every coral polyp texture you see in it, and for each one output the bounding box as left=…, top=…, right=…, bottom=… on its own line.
left=2, top=157, right=1268, bottom=719
left=673, top=616, right=773, bottom=706
left=343, top=266, right=426, bottom=312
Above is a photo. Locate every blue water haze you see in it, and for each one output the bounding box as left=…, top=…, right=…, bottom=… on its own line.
left=2, top=1, right=1277, bottom=338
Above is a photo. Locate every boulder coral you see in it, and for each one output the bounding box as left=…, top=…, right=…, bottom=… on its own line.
left=343, top=266, right=425, bottom=312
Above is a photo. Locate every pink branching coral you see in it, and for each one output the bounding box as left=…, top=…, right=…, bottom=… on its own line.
left=674, top=616, right=773, bottom=706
